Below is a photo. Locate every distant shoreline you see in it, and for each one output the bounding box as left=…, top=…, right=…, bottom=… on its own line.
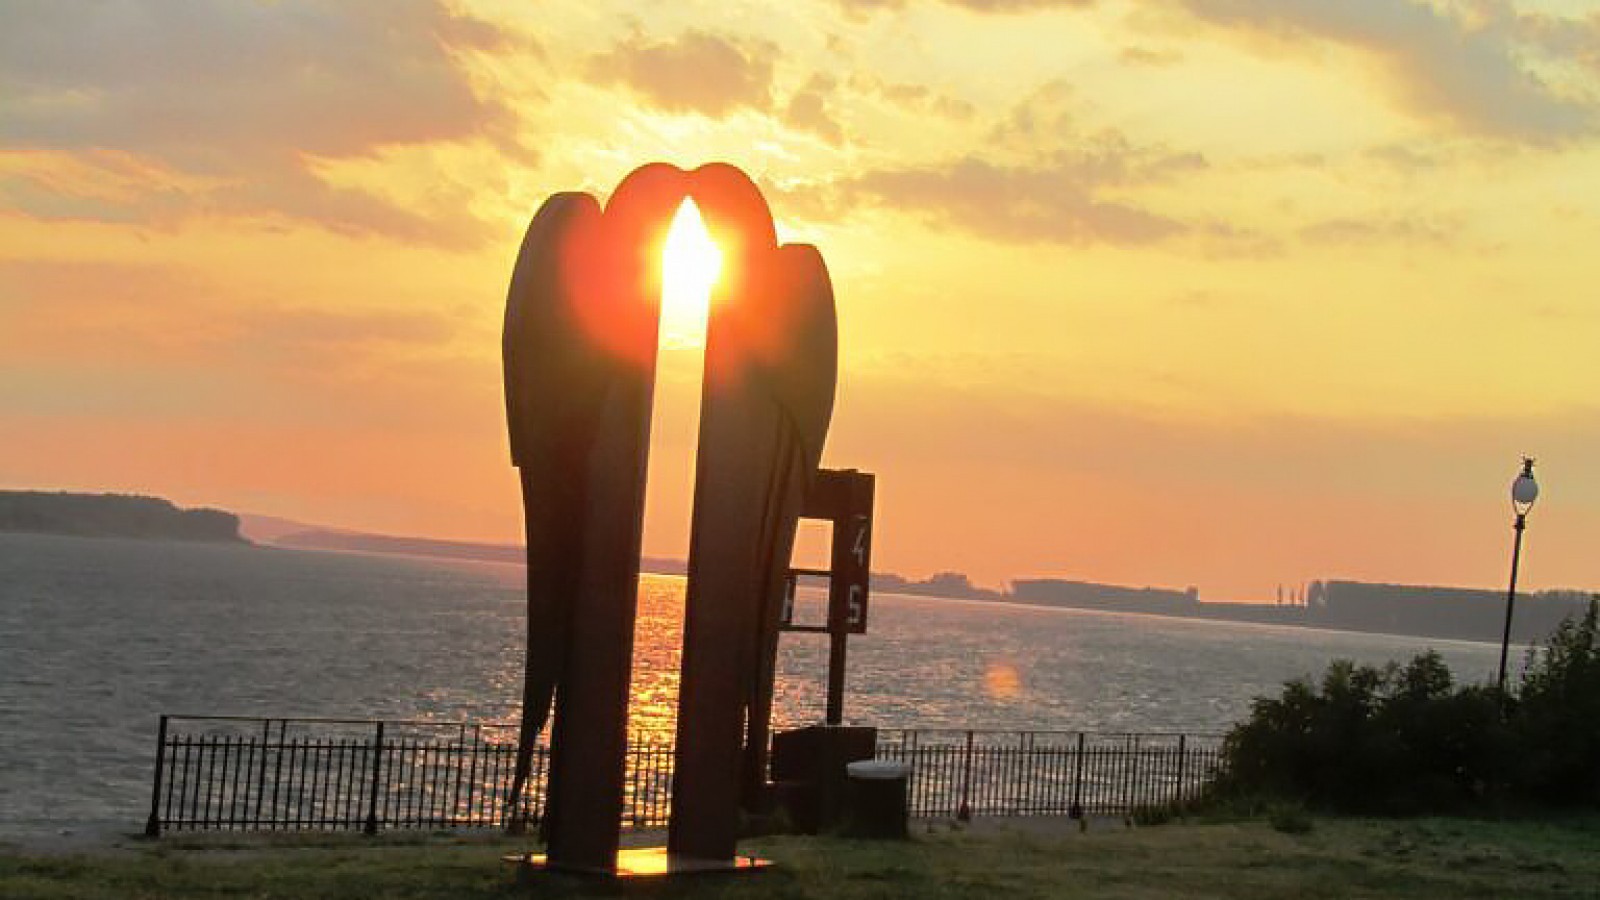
left=0, top=490, right=245, bottom=544
left=4, top=491, right=1588, bottom=648
left=255, top=527, right=1586, bottom=649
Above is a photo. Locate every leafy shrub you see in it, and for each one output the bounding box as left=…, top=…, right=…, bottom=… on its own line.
left=1512, top=599, right=1600, bottom=806
left=1211, top=599, right=1599, bottom=815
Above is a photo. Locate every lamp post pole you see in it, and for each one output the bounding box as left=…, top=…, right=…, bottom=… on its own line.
left=1496, top=457, right=1539, bottom=694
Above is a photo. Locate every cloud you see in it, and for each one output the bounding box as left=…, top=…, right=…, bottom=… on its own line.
left=0, top=0, right=515, bottom=242
left=587, top=31, right=774, bottom=117
left=1299, top=213, right=1460, bottom=246
left=1514, top=11, right=1600, bottom=76
left=1119, top=45, right=1183, bottom=67
left=1174, top=0, right=1596, bottom=142
left=831, top=80, right=1208, bottom=245
left=0, top=260, right=463, bottom=369
left=845, top=157, right=1188, bottom=245
left=836, top=0, right=1095, bottom=13
left=785, top=74, right=845, bottom=143
left=849, top=76, right=976, bottom=120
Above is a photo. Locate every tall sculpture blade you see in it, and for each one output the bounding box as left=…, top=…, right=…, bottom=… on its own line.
left=741, top=244, right=838, bottom=805
left=503, top=192, right=604, bottom=831
left=537, top=165, right=678, bottom=870
left=502, top=164, right=677, bottom=871
left=668, top=167, right=838, bottom=862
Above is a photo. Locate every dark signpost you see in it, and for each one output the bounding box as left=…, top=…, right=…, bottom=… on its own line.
left=775, top=469, right=876, bottom=717
left=502, top=162, right=871, bottom=877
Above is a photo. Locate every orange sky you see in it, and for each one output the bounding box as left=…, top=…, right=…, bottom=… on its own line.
left=1, top=0, right=1597, bottom=601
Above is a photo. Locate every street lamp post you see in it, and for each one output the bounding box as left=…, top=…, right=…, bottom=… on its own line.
left=1497, top=457, right=1539, bottom=693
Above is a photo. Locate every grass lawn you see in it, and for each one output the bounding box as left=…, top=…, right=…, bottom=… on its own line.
left=3, top=815, right=1597, bottom=899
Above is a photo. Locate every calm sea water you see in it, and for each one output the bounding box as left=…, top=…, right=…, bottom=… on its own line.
left=0, top=533, right=1504, bottom=835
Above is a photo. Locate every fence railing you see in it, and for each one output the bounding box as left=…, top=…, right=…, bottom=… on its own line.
left=875, top=729, right=1224, bottom=820
left=144, top=716, right=674, bottom=836
left=145, top=717, right=1224, bottom=835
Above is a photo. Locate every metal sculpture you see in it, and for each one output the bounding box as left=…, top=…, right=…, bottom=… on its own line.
left=667, top=169, right=836, bottom=863
left=502, top=162, right=837, bottom=873
left=502, top=163, right=682, bottom=873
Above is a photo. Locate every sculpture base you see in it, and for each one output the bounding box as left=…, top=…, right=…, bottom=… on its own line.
left=505, top=846, right=773, bottom=880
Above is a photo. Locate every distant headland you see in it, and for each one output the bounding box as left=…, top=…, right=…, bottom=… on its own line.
left=4, top=491, right=1588, bottom=647
left=259, top=523, right=1593, bottom=647
left=0, top=491, right=246, bottom=543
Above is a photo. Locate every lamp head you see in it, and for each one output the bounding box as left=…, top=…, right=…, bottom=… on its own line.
left=1511, top=457, right=1538, bottom=516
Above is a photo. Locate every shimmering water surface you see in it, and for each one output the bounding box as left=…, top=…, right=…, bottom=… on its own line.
left=0, top=533, right=1503, bottom=834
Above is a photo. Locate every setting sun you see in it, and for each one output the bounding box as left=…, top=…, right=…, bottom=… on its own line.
left=659, top=197, right=722, bottom=348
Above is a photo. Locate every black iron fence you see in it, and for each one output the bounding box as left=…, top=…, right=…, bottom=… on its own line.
left=874, top=729, right=1224, bottom=820
left=144, top=716, right=674, bottom=836
left=145, top=717, right=1223, bottom=835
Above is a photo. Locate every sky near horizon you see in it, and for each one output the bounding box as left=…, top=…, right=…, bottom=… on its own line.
left=1, top=0, right=1597, bottom=601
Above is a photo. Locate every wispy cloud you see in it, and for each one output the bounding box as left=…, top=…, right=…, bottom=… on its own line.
left=846, top=157, right=1187, bottom=245
left=0, top=260, right=465, bottom=369
left=1174, top=0, right=1597, bottom=142
left=0, top=0, right=515, bottom=242
left=785, top=74, right=845, bottom=144
left=1299, top=213, right=1460, bottom=246
left=835, top=0, right=1095, bottom=14
left=834, top=81, right=1207, bottom=245
left=586, top=30, right=775, bottom=118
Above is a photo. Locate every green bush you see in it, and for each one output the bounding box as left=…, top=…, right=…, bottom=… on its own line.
left=1513, top=599, right=1600, bottom=806
left=1212, top=599, right=1599, bottom=815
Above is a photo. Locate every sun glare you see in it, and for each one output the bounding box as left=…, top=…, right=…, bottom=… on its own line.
left=660, top=198, right=722, bottom=348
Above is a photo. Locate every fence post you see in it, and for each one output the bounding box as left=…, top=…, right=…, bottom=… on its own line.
left=144, top=715, right=169, bottom=837
left=1069, top=732, right=1086, bottom=820
left=252, top=719, right=270, bottom=829
left=1013, top=733, right=1028, bottom=815
left=1175, top=734, right=1188, bottom=807
left=364, top=721, right=385, bottom=835
left=957, top=730, right=975, bottom=821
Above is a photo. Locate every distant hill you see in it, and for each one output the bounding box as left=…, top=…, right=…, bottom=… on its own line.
left=237, top=512, right=324, bottom=544
left=0, top=491, right=245, bottom=543
left=267, top=527, right=688, bottom=575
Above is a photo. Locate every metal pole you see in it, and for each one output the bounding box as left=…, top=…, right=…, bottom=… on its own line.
left=144, top=715, right=169, bottom=837
left=825, top=631, right=848, bottom=725
left=1069, top=732, right=1086, bottom=820
left=364, top=721, right=385, bottom=835
left=1497, top=513, right=1527, bottom=693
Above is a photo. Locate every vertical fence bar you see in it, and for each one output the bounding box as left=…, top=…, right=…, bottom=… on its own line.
left=144, top=715, right=169, bottom=837
left=1069, top=732, right=1086, bottom=819
left=200, top=735, right=217, bottom=830
left=364, top=721, right=384, bottom=835
left=464, top=729, right=481, bottom=826
left=956, top=730, right=975, bottom=821
left=268, top=723, right=285, bottom=830
left=173, top=736, right=187, bottom=831
left=1175, top=735, right=1188, bottom=806
left=228, top=736, right=244, bottom=828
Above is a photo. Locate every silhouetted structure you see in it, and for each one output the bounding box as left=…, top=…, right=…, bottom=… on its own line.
left=502, top=163, right=838, bottom=874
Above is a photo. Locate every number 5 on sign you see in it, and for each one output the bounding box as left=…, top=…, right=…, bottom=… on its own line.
left=846, top=584, right=864, bottom=627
